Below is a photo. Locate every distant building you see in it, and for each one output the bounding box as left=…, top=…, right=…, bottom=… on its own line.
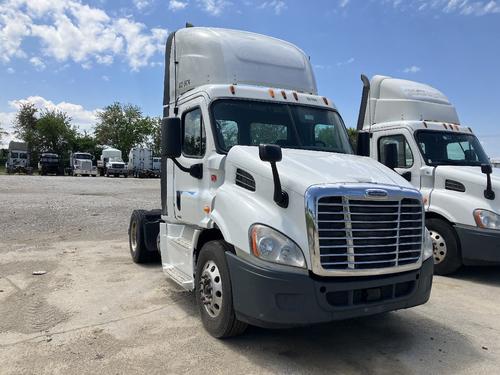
left=491, top=159, right=500, bottom=168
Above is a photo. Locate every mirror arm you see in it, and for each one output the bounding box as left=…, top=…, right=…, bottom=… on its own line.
left=484, top=172, right=495, bottom=200
left=171, top=157, right=190, bottom=172
left=270, top=161, right=288, bottom=208
left=170, top=157, right=203, bottom=179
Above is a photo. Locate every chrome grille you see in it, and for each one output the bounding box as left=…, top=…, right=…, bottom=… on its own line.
left=82, top=160, right=92, bottom=170
left=313, top=191, right=424, bottom=273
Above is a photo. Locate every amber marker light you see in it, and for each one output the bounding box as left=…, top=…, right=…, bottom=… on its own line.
left=250, top=226, right=259, bottom=256
left=268, top=89, right=275, bottom=98
left=203, top=206, right=211, bottom=214
left=322, top=97, right=329, bottom=105
left=293, top=92, right=298, bottom=101
left=281, top=90, right=287, bottom=99
left=229, top=85, right=236, bottom=95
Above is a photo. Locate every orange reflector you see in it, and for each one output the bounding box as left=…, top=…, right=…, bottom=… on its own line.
left=203, top=206, right=210, bottom=214
left=211, top=174, right=217, bottom=182
left=281, top=90, right=287, bottom=100
left=268, top=89, right=275, bottom=98
left=322, top=97, right=329, bottom=105
left=229, top=85, right=235, bottom=95
left=293, top=92, right=298, bottom=101
left=423, top=197, right=428, bottom=205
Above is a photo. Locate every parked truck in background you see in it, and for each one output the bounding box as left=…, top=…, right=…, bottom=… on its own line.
left=5, top=141, right=32, bottom=174
left=152, top=157, right=161, bottom=177
left=38, top=152, right=63, bottom=175
left=128, top=27, right=434, bottom=338
left=128, top=147, right=157, bottom=178
left=97, top=147, right=127, bottom=177
left=356, top=75, right=500, bottom=275
left=68, top=152, right=97, bottom=176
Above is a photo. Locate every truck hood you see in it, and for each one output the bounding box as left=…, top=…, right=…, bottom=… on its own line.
left=227, top=146, right=413, bottom=195
left=434, top=165, right=500, bottom=212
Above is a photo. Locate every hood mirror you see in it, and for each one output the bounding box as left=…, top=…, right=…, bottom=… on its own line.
left=481, top=163, right=495, bottom=200
left=259, top=144, right=288, bottom=208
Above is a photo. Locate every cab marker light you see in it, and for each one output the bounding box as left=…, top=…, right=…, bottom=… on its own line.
left=268, top=89, right=275, bottom=98
left=443, top=123, right=448, bottom=129
left=281, top=90, right=287, bottom=100
left=293, top=92, right=299, bottom=101
left=229, top=85, right=236, bottom=95
left=423, top=121, right=428, bottom=128
left=322, top=97, right=329, bottom=105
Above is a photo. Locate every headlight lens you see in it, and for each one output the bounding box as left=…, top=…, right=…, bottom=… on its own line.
left=250, top=224, right=306, bottom=268
left=474, top=209, right=500, bottom=230
left=423, top=228, right=433, bottom=260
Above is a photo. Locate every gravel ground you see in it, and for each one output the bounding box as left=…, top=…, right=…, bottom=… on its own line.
left=1, top=175, right=499, bottom=374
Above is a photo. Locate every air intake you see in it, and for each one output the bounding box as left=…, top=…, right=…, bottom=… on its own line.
left=445, top=179, right=465, bottom=193
left=235, top=169, right=256, bottom=191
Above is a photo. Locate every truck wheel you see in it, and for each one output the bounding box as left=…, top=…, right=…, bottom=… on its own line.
left=195, top=241, right=247, bottom=338
left=129, top=210, right=154, bottom=263
left=426, top=218, right=462, bottom=275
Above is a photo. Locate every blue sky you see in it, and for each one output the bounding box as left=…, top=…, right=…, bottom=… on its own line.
left=1, top=0, right=500, bottom=157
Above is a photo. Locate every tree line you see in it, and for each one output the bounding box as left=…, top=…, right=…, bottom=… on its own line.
left=5, top=102, right=161, bottom=167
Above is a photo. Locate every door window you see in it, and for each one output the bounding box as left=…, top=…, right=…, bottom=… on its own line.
left=182, top=108, right=206, bottom=157
left=378, top=135, right=414, bottom=168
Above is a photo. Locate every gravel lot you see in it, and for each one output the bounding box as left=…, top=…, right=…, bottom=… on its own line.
left=1, top=175, right=499, bottom=374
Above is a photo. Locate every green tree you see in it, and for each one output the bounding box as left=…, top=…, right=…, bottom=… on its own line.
left=94, top=103, right=157, bottom=161
left=13, top=102, right=38, bottom=167
left=148, top=117, right=162, bottom=156
left=37, top=109, right=76, bottom=157
left=73, top=131, right=101, bottom=160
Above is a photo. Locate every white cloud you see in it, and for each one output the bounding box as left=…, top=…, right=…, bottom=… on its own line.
left=259, top=0, right=287, bottom=14
left=197, top=0, right=229, bottom=15
left=6, top=67, right=15, bottom=74
left=0, top=96, right=100, bottom=147
left=102, top=75, right=110, bottom=81
left=29, top=56, right=46, bottom=71
left=342, top=0, right=500, bottom=16
left=134, top=0, right=152, bottom=10
left=337, top=57, right=355, bottom=67
left=0, top=0, right=168, bottom=71
left=169, top=0, right=188, bottom=11
left=403, top=65, right=421, bottom=73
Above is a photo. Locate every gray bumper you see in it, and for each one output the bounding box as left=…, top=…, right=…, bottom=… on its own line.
left=456, top=224, right=500, bottom=265
left=107, top=168, right=126, bottom=174
left=226, top=253, right=433, bottom=329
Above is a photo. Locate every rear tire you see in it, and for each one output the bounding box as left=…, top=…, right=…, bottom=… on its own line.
left=426, top=218, right=462, bottom=275
left=195, top=240, right=247, bottom=338
left=129, top=210, right=155, bottom=263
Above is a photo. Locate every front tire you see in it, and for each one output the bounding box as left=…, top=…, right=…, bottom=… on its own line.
left=426, top=218, right=462, bottom=275
left=195, top=241, right=247, bottom=338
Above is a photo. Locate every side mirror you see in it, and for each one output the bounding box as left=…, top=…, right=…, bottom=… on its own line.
left=356, top=131, right=370, bottom=157
left=481, top=164, right=492, bottom=175
left=162, top=117, right=181, bottom=158
left=384, top=143, right=398, bottom=170
left=258, top=144, right=288, bottom=208
left=259, top=144, right=282, bottom=163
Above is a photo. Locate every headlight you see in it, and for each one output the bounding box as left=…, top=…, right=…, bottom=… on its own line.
left=474, top=209, right=500, bottom=230
left=423, top=228, right=433, bottom=261
left=249, top=224, right=306, bottom=268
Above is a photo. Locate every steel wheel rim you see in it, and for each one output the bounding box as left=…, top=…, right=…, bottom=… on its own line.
left=131, top=220, right=138, bottom=253
left=199, top=260, right=223, bottom=318
left=430, top=230, right=447, bottom=264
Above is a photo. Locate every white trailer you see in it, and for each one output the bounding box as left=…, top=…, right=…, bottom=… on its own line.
left=128, top=147, right=156, bottom=178
left=6, top=141, right=32, bottom=174
left=356, top=75, right=500, bottom=275
left=128, top=27, right=433, bottom=338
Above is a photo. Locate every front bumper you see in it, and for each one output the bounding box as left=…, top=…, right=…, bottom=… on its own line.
left=456, top=224, right=500, bottom=265
left=107, top=168, right=127, bottom=174
left=226, top=253, right=433, bottom=328
left=75, top=169, right=97, bottom=176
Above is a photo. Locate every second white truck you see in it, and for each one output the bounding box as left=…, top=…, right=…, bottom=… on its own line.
left=356, top=75, right=500, bottom=275
left=128, top=27, right=434, bottom=338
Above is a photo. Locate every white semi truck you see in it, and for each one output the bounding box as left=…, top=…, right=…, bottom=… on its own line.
left=356, top=75, right=500, bottom=275
left=5, top=141, right=31, bottom=174
left=128, top=27, right=434, bottom=338
left=128, top=147, right=158, bottom=178
left=68, top=152, right=97, bottom=176
left=97, top=147, right=127, bottom=177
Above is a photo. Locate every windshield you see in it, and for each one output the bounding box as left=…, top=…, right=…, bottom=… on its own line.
left=74, top=153, right=92, bottom=160
left=211, top=100, right=353, bottom=154
left=415, top=130, right=489, bottom=166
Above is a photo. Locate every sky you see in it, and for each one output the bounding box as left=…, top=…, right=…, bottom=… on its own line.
left=1, top=0, right=500, bottom=157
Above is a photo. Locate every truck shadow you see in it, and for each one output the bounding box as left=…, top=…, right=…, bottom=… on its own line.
left=449, top=266, right=500, bottom=287
left=221, top=312, right=482, bottom=375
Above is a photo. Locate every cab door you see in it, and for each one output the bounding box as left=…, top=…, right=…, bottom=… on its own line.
left=173, top=98, right=210, bottom=225
left=374, top=130, right=422, bottom=188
